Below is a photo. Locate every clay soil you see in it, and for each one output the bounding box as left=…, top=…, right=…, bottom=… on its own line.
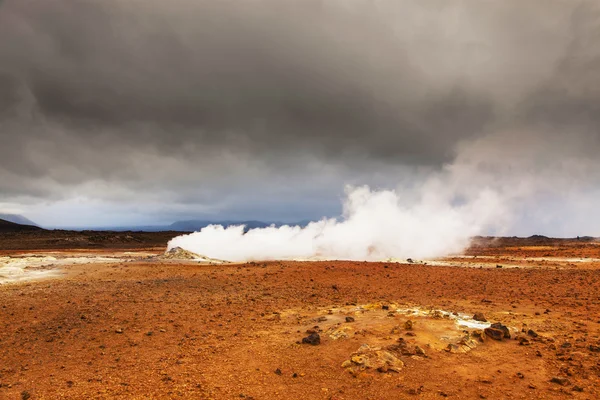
left=1, top=233, right=600, bottom=399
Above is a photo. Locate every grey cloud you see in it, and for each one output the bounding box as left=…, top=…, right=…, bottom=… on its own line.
left=1, top=0, right=600, bottom=227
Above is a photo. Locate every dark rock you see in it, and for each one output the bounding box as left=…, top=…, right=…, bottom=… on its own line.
left=527, top=329, right=538, bottom=338
left=382, top=305, right=389, bottom=310
left=302, top=333, right=321, bottom=345
left=518, top=337, right=530, bottom=346
left=572, top=385, right=584, bottom=392
left=345, top=316, right=355, bottom=323
left=589, top=344, right=600, bottom=352
left=484, top=328, right=504, bottom=341
left=490, top=322, right=510, bottom=339
left=550, top=377, right=570, bottom=386
left=496, top=265, right=503, bottom=268
left=274, top=368, right=282, bottom=375
left=21, top=391, right=31, bottom=400
left=473, top=313, right=487, bottom=322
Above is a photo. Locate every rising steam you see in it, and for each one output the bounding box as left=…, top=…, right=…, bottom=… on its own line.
left=167, top=124, right=599, bottom=262
left=167, top=180, right=509, bottom=262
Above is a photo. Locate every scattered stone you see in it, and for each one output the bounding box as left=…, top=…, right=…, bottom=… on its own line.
left=490, top=322, right=510, bottom=339
left=572, top=385, right=584, bottom=392
left=527, top=329, right=538, bottom=338
left=406, top=332, right=416, bottom=337
left=302, top=333, right=321, bottom=345
left=328, top=326, right=351, bottom=340
left=343, top=344, right=404, bottom=374
left=588, top=344, right=600, bottom=352
left=274, top=368, right=282, bottom=376
left=496, top=265, right=503, bottom=268
left=473, top=313, right=487, bottom=322
left=382, top=305, right=389, bottom=310
left=404, top=320, right=414, bottom=330
left=550, top=377, right=570, bottom=386
left=407, top=386, right=423, bottom=395
left=484, top=328, right=504, bottom=341
left=472, top=330, right=486, bottom=342
left=516, top=372, right=524, bottom=379
left=445, top=344, right=460, bottom=353
left=518, top=336, right=530, bottom=346
left=345, top=316, right=355, bottom=323
left=406, top=258, right=414, bottom=263
left=21, top=391, right=31, bottom=400
left=115, top=328, right=124, bottom=334
left=415, top=346, right=426, bottom=356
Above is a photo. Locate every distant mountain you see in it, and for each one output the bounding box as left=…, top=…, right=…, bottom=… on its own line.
left=0, top=218, right=43, bottom=233
left=46, top=220, right=315, bottom=232
left=0, top=214, right=39, bottom=227
left=169, top=219, right=311, bottom=232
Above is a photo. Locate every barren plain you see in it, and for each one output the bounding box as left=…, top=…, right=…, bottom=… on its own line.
left=1, top=232, right=600, bottom=399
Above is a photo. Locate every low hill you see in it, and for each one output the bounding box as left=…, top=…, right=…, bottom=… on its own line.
left=0, top=218, right=43, bottom=233
left=0, top=214, right=39, bottom=227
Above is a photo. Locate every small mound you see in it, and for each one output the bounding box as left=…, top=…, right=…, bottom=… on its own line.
left=161, top=247, right=228, bottom=263
left=163, top=247, right=204, bottom=259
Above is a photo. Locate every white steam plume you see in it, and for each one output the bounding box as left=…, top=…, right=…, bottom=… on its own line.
left=167, top=180, right=510, bottom=262
left=167, top=125, right=600, bottom=261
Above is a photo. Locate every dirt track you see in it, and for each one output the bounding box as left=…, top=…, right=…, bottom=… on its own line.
left=1, top=236, right=600, bottom=399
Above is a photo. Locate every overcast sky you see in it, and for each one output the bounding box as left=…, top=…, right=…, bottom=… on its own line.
left=1, top=0, right=599, bottom=235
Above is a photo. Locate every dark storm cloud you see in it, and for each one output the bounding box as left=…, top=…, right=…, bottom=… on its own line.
left=1, top=0, right=600, bottom=220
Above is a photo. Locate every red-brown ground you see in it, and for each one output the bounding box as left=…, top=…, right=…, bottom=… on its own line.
left=1, top=234, right=600, bottom=399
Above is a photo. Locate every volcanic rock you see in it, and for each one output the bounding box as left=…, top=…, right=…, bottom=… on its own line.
left=490, top=322, right=510, bottom=339
left=473, top=313, right=487, bottom=322
left=302, top=333, right=321, bottom=345
left=484, top=328, right=504, bottom=341
left=527, top=329, right=538, bottom=338
left=550, top=377, right=570, bottom=386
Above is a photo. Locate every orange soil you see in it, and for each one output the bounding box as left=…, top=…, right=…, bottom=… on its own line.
left=1, top=239, right=600, bottom=399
